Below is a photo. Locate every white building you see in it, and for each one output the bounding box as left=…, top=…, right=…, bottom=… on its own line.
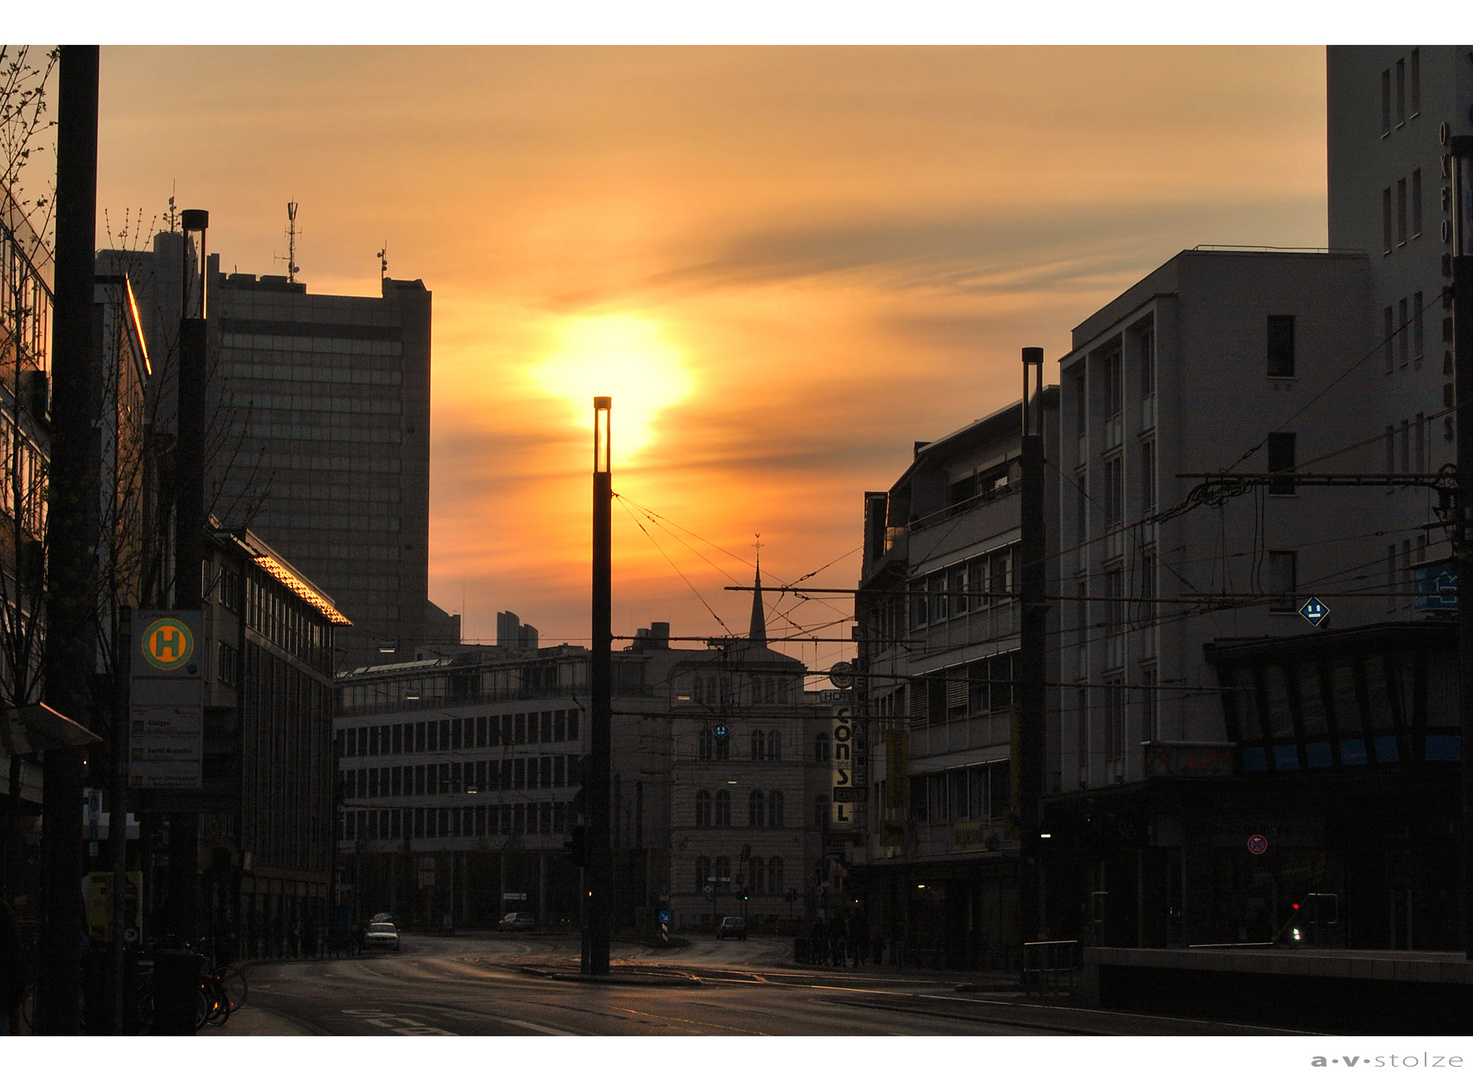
left=1327, top=45, right=1473, bottom=596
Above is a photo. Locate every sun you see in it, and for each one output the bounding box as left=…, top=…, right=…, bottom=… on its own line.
left=529, top=315, right=694, bottom=460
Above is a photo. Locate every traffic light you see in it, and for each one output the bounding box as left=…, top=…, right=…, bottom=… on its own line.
left=564, top=825, right=587, bottom=867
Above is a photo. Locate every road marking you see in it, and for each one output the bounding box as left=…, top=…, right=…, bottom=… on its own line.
left=341, top=1008, right=457, bottom=1035
left=501, top=1017, right=576, bottom=1036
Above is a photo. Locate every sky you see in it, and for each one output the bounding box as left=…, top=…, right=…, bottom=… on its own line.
left=25, top=33, right=1335, bottom=676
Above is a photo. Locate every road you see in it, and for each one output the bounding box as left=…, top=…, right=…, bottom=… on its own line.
left=235, top=930, right=1298, bottom=1037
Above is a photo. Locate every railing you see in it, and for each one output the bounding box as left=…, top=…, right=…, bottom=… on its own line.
left=1022, top=939, right=1080, bottom=997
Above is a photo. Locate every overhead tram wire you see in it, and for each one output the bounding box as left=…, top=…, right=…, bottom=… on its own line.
left=617, top=495, right=734, bottom=637
left=616, top=492, right=856, bottom=641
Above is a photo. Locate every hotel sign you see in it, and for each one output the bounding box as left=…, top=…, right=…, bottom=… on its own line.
left=830, top=706, right=865, bottom=830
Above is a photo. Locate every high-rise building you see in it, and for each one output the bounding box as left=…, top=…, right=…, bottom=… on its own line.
left=101, top=229, right=456, bottom=669
left=1327, top=46, right=1473, bottom=590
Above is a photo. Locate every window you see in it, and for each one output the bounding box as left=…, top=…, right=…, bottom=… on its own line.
left=1104, top=350, right=1123, bottom=420
left=1267, top=315, right=1294, bottom=377
left=1410, top=49, right=1420, bottom=117
left=714, top=856, right=731, bottom=890
left=1141, top=665, right=1159, bottom=741
left=1074, top=370, right=1088, bottom=461
left=768, top=790, right=784, bottom=827
left=1384, top=306, right=1395, bottom=372
left=1412, top=170, right=1423, bottom=238
left=769, top=857, right=784, bottom=894
left=751, top=730, right=764, bottom=760
left=1140, top=327, right=1155, bottom=399
left=1399, top=298, right=1409, bottom=366
left=1381, top=68, right=1391, bottom=136
left=751, top=857, right=765, bottom=895
left=695, top=856, right=711, bottom=891
left=1396, top=57, right=1406, bottom=127
left=767, top=730, right=781, bottom=761
left=696, top=790, right=711, bottom=826
left=814, top=732, right=830, bottom=763
left=1140, top=440, right=1156, bottom=515
left=1105, top=675, right=1126, bottom=761
left=1414, top=291, right=1425, bottom=360
left=692, top=676, right=704, bottom=703
left=748, top=789, right=765, bottom=826
left=1385, top=426, right=1395, bottom=474
left=816, top=796, right=830, bottom=828
left=1397, top=178, right=1407, bottom=246
left=1415, top=412, right=1426, bottom=473
left=1268, top=550, right=1297, bottom=612
left=714, top=789, right=731, bottom=826
left=1105, top=455, right=1124, bottom=529
left=1383, top=188, right=1393, bottom=253
left=1266, top=432, right=1296, bottom=494
left=990, top=547, right=1011, bottom=601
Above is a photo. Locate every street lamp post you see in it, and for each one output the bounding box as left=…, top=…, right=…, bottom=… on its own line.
left=1450, top=135, right=1473, bottom=961
left=588, top=398, right=613, bottom=975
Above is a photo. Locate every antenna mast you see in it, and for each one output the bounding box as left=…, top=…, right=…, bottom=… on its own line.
left=282, top=201, right=301, bottom=284
left=376, top=242, right=388, bottom=286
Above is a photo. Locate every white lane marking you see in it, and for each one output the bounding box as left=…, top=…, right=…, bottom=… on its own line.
left=501, top=1017, right=576, bottom=1036
left=341, top=1008, right=457, bottom=1035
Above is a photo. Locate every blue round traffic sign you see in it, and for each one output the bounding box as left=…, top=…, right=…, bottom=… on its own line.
left=658, top=909, right=671, bottom=924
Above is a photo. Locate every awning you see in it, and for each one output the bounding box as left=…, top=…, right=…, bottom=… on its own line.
left=1, top=702, right=102, bottom=756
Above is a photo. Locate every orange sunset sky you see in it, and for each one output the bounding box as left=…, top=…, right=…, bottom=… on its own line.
left=39, top=35, right=1336, bottom=676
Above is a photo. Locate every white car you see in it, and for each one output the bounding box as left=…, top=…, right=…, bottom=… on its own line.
left=363, top=921, right=401, bottom=951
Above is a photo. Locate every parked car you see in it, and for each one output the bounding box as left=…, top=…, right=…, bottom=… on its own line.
left=363, top=921, right=401, bottom=951
left=716, top=916, right=747, bottom=941
left=370, top=912, right=399, bottom=926
left=498, top=912, right=536, bottom=932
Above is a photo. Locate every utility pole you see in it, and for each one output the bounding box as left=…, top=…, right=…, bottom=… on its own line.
left=37, top=44, right=100, bottom=1035
left=167, top=209, right=210, bottom=947
left=1018, top=348, right=1048, bottom=949
left=586, top=397, right=612, bottom=975
left=1449, top=135, right=1473, bottom=961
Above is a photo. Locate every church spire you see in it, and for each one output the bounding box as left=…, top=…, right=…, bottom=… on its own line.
left=749, top=535, right=767, bottom=645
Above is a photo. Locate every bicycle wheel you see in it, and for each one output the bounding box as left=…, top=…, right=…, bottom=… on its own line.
left=196, top=978, right=227, bottom=1030
left=214, top=965, right=248, bottom=1013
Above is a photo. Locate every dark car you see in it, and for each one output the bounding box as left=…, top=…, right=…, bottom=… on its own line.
left=716, top=916, right=747, bottom=941
left=498, top=912, right=536, bottom=932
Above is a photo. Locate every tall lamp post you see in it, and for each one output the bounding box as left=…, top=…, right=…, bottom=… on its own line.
left=587, top=398, right=613, bottom=975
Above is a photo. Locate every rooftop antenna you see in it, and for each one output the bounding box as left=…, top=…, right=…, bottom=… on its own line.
left=376, top=242, right=388, bottom=285
left=278, top=201, right=301, bottom=283
left=166, top=182, right=178, bottom=232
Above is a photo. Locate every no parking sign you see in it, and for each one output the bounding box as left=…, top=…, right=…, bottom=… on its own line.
left=1247, top=834, right=1268, bottom=855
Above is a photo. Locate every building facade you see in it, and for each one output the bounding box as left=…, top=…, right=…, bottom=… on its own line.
left=190, top=527, right=347, bottom=959
left=853, top=392, right=1059, bottom=970
left=334, top=641, right=666, bottom=930
left=98, top=229, right=454, bottom=670
left=1327, top=47, right=1473, bottom=598
left=1047, top=249, right=1397, bottom=947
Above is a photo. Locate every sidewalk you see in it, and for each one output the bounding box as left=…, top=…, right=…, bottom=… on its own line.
left=198, top=1003, right=317, bottom=1036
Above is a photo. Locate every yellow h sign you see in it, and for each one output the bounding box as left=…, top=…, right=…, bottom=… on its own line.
left=143, top=617, right=195, bottom=671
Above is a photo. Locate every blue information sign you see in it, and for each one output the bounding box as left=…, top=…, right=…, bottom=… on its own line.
left=1298, top=597, right=1329, bottom=626
left=1414, top=564, right=1458, bottom=612
left=658, top=909, right=671, bottom=924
